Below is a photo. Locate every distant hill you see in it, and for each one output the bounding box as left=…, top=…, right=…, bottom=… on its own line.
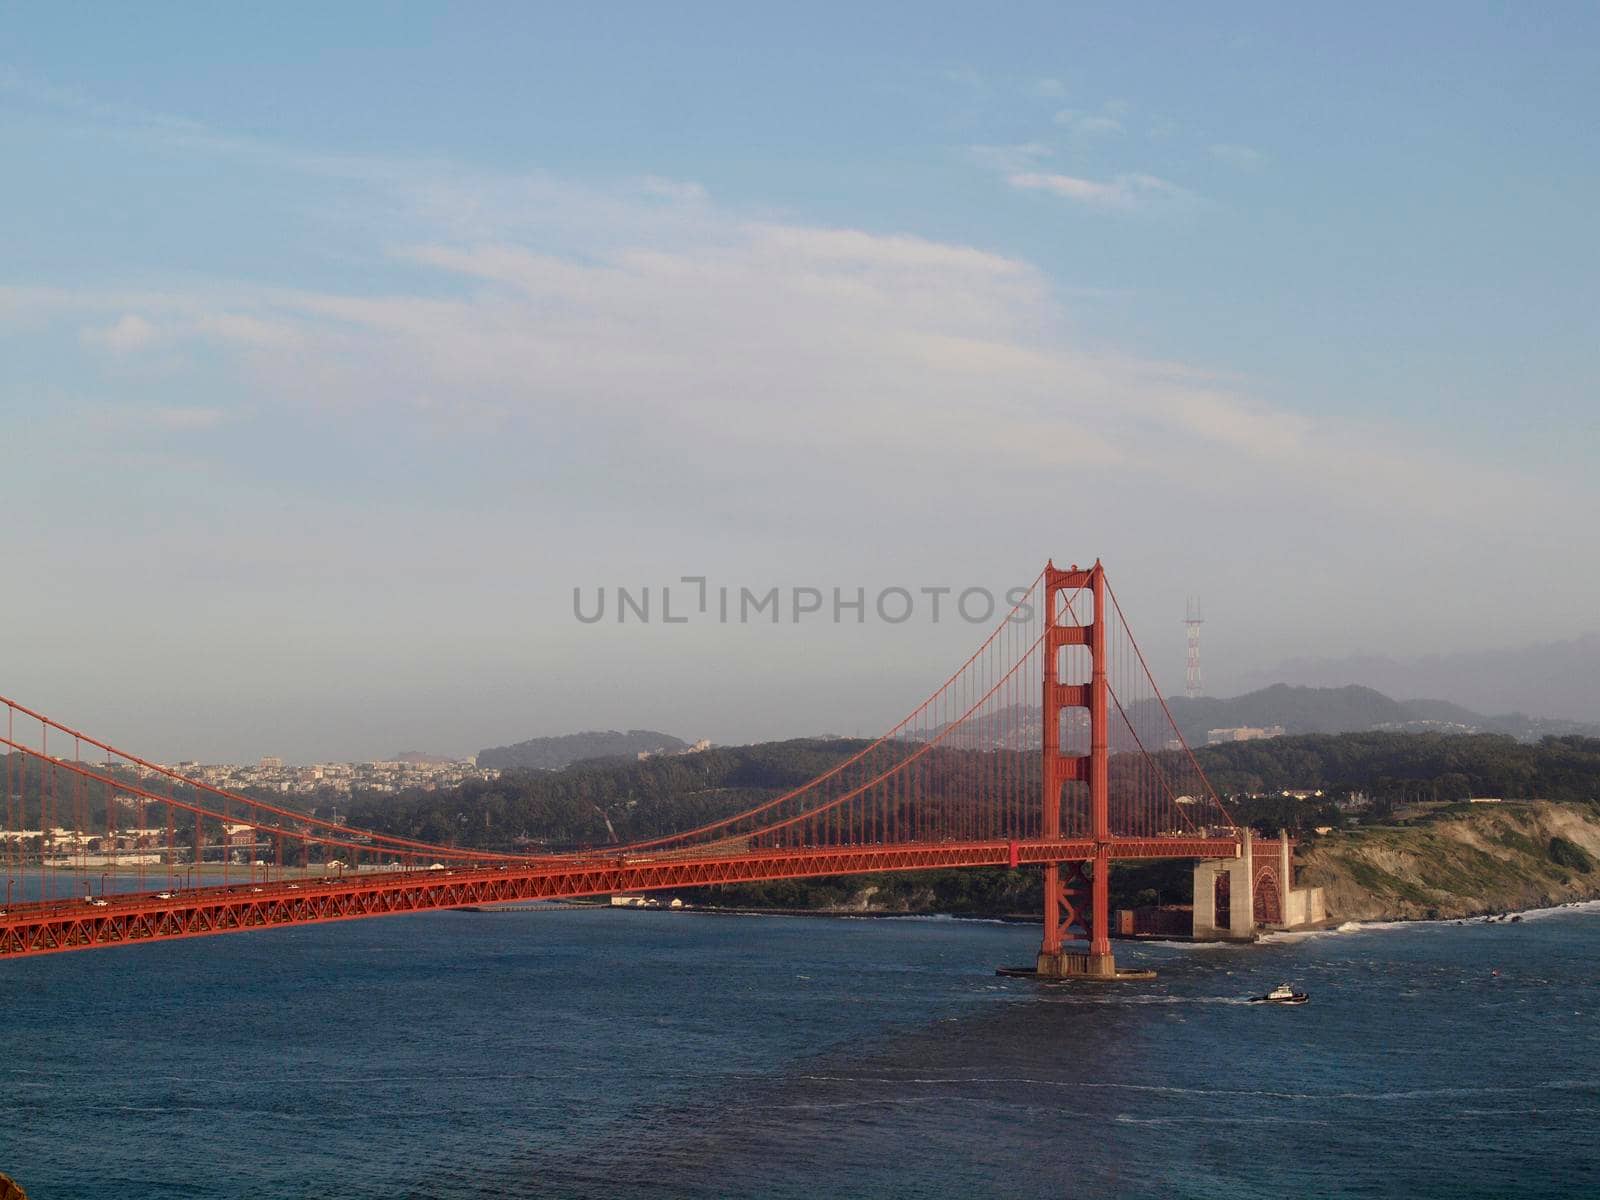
left=1162, top=684, right=1600, bottom=747
left=1162, top=684, right=1406, bottom=743
left=478, top=729, right=690, bottom=771
left=347, top=737, right=867, bottom=847
left=908, top=683, right=1598, bottom=756
left=1389, top=697, right=1484, bottom=725
left=1248, top=633, right=1600, bottom=725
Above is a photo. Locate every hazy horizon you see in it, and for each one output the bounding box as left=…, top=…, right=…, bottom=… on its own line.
left=4, top=5, right=1597, bottom=762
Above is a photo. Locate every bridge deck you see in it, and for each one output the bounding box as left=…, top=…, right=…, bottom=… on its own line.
left=0, top=837, right=1242, bottom=959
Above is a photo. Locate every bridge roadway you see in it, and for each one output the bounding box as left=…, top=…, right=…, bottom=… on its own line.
left=0, top=836, right=1242, bottom=959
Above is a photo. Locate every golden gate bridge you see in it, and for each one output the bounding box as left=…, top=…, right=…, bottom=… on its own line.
left=0, top=561, right=1282, bottom=977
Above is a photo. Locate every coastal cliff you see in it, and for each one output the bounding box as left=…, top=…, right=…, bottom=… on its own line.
left=1298, top=801, right=1600, bottom=921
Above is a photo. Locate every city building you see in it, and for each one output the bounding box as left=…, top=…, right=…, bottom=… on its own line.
left=1206, top=725, right=1286, bottom=745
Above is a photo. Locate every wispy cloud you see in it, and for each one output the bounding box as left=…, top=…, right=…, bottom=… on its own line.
left=967, top=142, right=1054, bottom=174
left=147, top=406, right=228, bottom=431
left=1053, top=110, right=1124, bottom=137
left=83, top=314, right=162, bottom=353
left=1006, top=170, right=1193, bottom=210
left=80, top=403, right=231, bottom=434
left=0, top=66, right=207, bottom=138
left=641, top=175, right=710, bottom=203
left=80, top=310, right=302, bottom=354
left=943, top=65, right=984, bottom=90
left=1, top=76, right=1571, bottom=548
left=1209, top=143, right=1265, bottom=169
left=30, top=202, right=1545, bottom=534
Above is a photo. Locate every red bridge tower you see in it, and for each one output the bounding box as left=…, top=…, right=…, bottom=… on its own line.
left=1035, top=560, right=1152, bottom=981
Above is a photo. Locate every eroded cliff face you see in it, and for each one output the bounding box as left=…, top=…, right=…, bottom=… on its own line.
left=1299, top=801, right=1600, bottom=921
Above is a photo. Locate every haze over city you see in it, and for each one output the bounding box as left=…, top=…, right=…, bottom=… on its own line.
left=3, top=4, right=1596, bottom=763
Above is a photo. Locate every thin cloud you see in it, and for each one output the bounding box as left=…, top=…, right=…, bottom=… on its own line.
left=1006, top=170, right=1192, bottom=210
left=83, top=314, right=161, bottom=353
left=967, top=142, right=1054, bottom=174
left=1053, top=110, right=1124, bottom=137
left=1210, top=143, right=1265, bottom=169
left=641, top=175, right=709, bottom=203
left=0, top=66, right=208, bottom=139
left=81, top=404, right=230, bottom=433
left=26, top=210, right=1548, bottom=533
left=82, top=311, right=301, bottom=353
left=148, top=406, right=227, bottom=431
left=2, top=83, right=1568, bottom=544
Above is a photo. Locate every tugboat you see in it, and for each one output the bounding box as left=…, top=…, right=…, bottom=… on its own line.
left=1250, top=983, right=1309, bottom=1005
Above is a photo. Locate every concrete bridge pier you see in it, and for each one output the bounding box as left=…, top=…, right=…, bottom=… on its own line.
left=1192, top=833, right=1257, bottom=940
left=1027, top=945, right=1155, bottom=982
left=1033, top=949, right=1126, bottom=979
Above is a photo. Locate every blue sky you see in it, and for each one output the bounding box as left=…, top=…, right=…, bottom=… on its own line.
left=2, top=4, right=1596, bottom=760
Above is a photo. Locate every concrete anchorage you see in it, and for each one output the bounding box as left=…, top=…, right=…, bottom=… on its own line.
left=1192, top=830, right=1326, bottom=940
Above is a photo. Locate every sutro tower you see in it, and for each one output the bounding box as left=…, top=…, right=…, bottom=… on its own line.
left=1184, top=596, right=1204, bottom=699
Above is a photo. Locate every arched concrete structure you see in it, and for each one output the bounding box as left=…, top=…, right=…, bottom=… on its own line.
left=1192, top=831, right=1325, bottom=939
left=1252, top=867, right=1282, bottom=925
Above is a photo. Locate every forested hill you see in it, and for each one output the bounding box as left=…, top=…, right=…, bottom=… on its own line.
left=1163, top=684, right=1407, bottom=740
left=345, top=738, right=868, bottom=850
left=1194, top=732, right=1600, bottom=804
left=477, top=729, right=690, bottom=771
left=341, top=731, right=1600, bottom=856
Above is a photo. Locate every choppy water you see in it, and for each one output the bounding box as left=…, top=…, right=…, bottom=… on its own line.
left=2, top=902, right=1598, bottom=1198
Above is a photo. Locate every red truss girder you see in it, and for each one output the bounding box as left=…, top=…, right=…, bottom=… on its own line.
left=0, top=837, right=1240, bottom=960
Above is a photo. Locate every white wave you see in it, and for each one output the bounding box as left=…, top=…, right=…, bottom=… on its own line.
left=1258, top=916, right=1454, bottom=941
left=1030, top=994, right=1255, bottom=1006
left=1314, top=900, right=1600, bottom=935
left=798, top=1074, right=1600, bottom=1103
left=1502, top=898, right=1600, bottom=922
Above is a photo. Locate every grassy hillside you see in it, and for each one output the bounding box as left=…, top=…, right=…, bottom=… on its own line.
left=1300, top=800, right=1600, bottom=920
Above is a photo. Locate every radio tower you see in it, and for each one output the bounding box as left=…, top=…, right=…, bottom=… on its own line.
left=1184, top=597, right=1204, bottom=699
